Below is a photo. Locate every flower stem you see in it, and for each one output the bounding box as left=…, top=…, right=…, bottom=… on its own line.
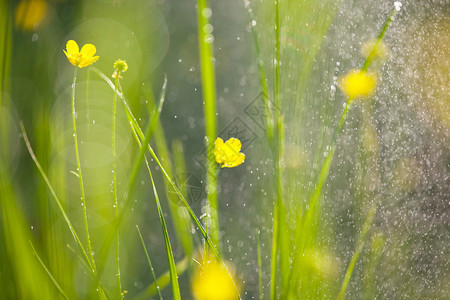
left=71, top=67, right=97, bottom=272
left=112, top=74, right=122, bottom=298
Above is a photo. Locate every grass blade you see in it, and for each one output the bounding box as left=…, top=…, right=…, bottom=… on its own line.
left=136, top=137, right=180, bottom=300
left=29, top=241, right=70, bottom=300
left=337, top=203, right=376, bottom=300
left=135, top=256, right=189, bottom=300
left=256, top=230, right=263, bottom=300
left=196, top=0, right=219, bottom=249
left=136, top=225, right=163, bottom=300
left=19, top=122, right=92, bottom=271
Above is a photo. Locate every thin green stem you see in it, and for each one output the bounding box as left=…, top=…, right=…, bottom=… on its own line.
left=133, top=131, right=181, bottom=300
left=270, top=1, right=282, bottom=299
left=112, top=74, right=122, bottom=298
left=86, top=69, right=90, bottom=129
left=257, top=230, right=263, bottom=300
left=306, top=4, right=400, bottom=218
left=136, top=225, right=163, bottom=300
left=197, top=0, right=219, bottom=250
left=71, top=67, right=96, bottom=272
left=136, top=256, right=190, bottom=300
left=362, top=7, right=398, bottom=71
left=30, top=241, right=70, bottom=300
left=245, top=0, right=274, bottom=140
left=337, top=203, right=376, bottom=300
left=21, top=123, right=107, bottom=298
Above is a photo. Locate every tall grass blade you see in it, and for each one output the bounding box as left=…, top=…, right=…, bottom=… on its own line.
left=19, top=122, right=92, bottom=270
left=171, top=139, right=195, bottom=257
left=143, top=82, right=194, bottom=258
left=196, top=0, right=219, bottom=249
left=244, top=0, right=274, bottom=139
left=135, top=256, right=189, bottom=300
left=136, top=225, right=163, bottom=300
left=257, top=229, right=263, bottom=300
left=136, top=140, right=181, bottom=300
left=29, top=241, right=70, bottom=300
left=337, top=203, right=376, bottom=300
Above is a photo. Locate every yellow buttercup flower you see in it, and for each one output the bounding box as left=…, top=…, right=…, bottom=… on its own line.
left=214, top=137, right=245, bottom=168
left=338, top=69, right=377, bottom=100
left=15, top=0, right=48, bottom=31
left=63, top=40, right=99, bottom=68
left=112, top=59, right=128, bottom=79
left=192, top=259, right=240, bottom=300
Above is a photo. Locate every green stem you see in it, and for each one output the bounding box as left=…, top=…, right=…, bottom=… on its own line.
left=71, top=67, right=97, bottom=272
left=306, top=3, right=400, bottom=220
left=20, top=123, right=107, bottom=298
left=257, top=230, right=263, bottom=300
left=112, top=74, right=122, bottom=298
left=30, top=241, right=70, bottom=300
left=362, top=7, right=398, bottom=71
left=86, top=69, right=90, bottom=129
left=270, top=1, right=282, bottom=299
left=197, top=0, right=219, bottom=250
left=245, top=1, right=274, bottom=140
left=136, top=225, right=163, bottom=300
left=337, top=203, right=376, bottom=300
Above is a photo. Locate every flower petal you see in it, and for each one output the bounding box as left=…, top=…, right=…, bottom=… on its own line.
left=223, top=153, right=245, bottom=168
left=214, top=138, right=225, bottom=164
left=79, top=55, right=99, bottom=68
left=225, top=138, right=242, bottom=152
left=66, top=40, right=79, bottom=55
left=63, top=50, right=73, bottom=65
left=80, top=44, right=97, bottom=59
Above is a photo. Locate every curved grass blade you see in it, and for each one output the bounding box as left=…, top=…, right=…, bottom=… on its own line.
left=29, top=241, right=70, bottom=300
left=135, top=256, right=189, bottom=300
left=20, top=122, right=108, bottom=298
left=135, top=134, right=180, bottom=300
left=20, top=122, right=93, bottom=271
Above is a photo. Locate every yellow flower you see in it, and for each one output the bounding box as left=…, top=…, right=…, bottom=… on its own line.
left=338, top=69, right=377, bottom=100
left=192, top=259, right=239, bottom=300
left=63, top=40, right=99, bottom=68
left=214, top=137, right=245, bottom=168
left=15, top=0, right=48, bottom=31
left=112, top=59, right=128, bottom=79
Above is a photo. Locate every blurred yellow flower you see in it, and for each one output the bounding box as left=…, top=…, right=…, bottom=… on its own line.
left=338, top=70, right=377, bottom=100
left=214, top=137, right=245, bottom=168
left=15, top=0, right=48, bottom=31
left=192, top=259, right=239, bottom=300
left=63, top=40, right=99, bottom=68
left=112, top=59, right=128, bottom=79
left=361, top=39, right=390, bottom=62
